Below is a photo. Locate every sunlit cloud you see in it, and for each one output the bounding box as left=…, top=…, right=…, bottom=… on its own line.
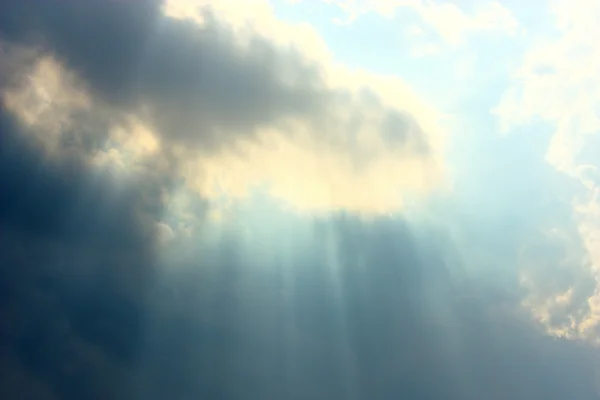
left=2, top=56, right=92, bottom=157
left=2, top=0, right=449, bottom=218
left=497, top=0, right=600, bottom=343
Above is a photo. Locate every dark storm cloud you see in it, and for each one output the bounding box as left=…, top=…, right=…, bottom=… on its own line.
left=0, top=36, right=169, bottom=399
left=0, top=107, right=160, bottom=399
left=0, top=64, right=165, bottom=398
left=0, top=226, right=149, bottom=400
left=0, top=104, right=160, bottom=249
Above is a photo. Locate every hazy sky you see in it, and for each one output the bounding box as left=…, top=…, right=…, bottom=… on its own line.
left=2, top=0, right=600, bottom=399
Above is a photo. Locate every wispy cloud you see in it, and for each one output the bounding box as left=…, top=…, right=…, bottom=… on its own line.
left=294, top=0, right=519, bottom=45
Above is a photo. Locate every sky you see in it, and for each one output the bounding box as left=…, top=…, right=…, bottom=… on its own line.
left=1, top=0, right=600, bottom=398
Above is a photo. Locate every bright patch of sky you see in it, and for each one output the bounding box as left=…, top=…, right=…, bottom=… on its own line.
left=270, top=0, right=521, bottom=109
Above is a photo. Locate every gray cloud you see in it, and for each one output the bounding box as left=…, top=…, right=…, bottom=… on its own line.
left=0, top=0, right=322, bottom=150
left=0, top=107, right=150, bottom=248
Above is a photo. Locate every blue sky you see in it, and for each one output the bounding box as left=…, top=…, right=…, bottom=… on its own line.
left=2, top=0, right=600, bottom=398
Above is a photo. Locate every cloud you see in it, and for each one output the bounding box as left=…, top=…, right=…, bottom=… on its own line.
left=494, top=0, right=600, bottom=176
left=0, top=105, right=161, bottom=249
left=495, top=0, right=600, bottom=343
left=0, top=0, right=446, bottom=216
left=410, top=0, right=519, bottom=45
left=295, top=0, right=519, bottom=46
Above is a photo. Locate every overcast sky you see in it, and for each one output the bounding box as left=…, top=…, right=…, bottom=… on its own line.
left=1, top=0, right=600, bottom=399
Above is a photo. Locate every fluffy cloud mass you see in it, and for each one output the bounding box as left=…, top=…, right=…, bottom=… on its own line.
left=496, top=0, right=600, bottom=343
left=0, top=0, right=446, bottom=217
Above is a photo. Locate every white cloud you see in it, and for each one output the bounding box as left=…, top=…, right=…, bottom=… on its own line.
left=294, top=0, right=519, bottom=46
left=405, top=24, right=424, bottom=37
left=497, top=0, right=600, bottom=343
left=410, top=42, right=442, bottom=58
left=410, top=1, right=519, bottom=45
left=495, top=0, right=600, bottom=175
